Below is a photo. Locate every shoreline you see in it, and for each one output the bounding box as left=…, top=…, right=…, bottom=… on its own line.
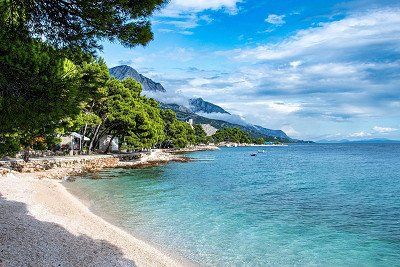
left=0, top=170, right=196, bottom=266
left=0, top=147, right=218, bottom=266
left=0, top=145, right=219, bottom=179
left=63, top=181, right=196, bottom=266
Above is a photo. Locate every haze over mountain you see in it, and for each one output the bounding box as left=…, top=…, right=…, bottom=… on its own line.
left=110, top=65, right=292, bottom=141
left=102, top=0, right=400, bottom=141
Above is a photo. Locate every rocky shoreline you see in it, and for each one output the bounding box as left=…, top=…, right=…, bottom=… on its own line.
left=0, top=146, right=219, bottom=180
left=0, top=146, right=218, bottom=266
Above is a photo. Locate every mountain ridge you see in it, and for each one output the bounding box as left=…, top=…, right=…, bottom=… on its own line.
left=109, top=65, right=299, bottom=141
left=109, top=65, right=166, bottom=93
left=189, top=98, right=230, bottom=114
left=159, top=102, right=292, bottom=141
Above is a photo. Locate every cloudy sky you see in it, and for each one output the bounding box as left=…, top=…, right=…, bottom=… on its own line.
left=100, top=0, right=400, bottom=141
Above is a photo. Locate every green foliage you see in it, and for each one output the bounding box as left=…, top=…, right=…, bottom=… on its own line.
left=137, top=97, right=165, bottom=148
left=212, top=128, right=252, bottom=144
left=0, top=134, right=20, bottom=158
left=122, top=78, right=142, bottom=98
left=0, top=0, right=168, bottom=157
left=103, top=78, right=165, bottom=150
left=161, top=110, right=196, bottom=148
left=212, top=128, right=269, bottom=144
left=1, top=0, right=168, bottom=53
left=254, top=137, right=266, bottom=145
left=0, top=37, right=86, bottom=156
left=194, top=124, right=208, bottom=144
left=60, top=58, right=109, bottom=133
left=103, top=78, right=138, bottom=141
left=68, top=70, right=166, bottom=152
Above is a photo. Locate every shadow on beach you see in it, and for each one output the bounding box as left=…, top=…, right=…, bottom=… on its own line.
left=0, top=194, right=136, bottom=267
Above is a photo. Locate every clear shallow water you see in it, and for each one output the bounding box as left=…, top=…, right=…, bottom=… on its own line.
left=65, top=144, right=400, bottom=266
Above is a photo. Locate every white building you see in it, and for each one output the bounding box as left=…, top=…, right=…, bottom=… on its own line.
left=99, top=135, right=119, bottom=152
left=187, top=118, right=194, bottom=128
left=60, top=132, right=90, bottom=154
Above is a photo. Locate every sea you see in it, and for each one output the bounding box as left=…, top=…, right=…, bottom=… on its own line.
left=65, top=144, right=400, bottom=266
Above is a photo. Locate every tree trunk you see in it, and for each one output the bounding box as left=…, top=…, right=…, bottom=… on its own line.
left=22, top=147, right=30, bottom=162
left=105, top=135, right=115, bottom=154
left=88, top=124, right=101, bottom=153
left=81, top=123, right=88, bottom=152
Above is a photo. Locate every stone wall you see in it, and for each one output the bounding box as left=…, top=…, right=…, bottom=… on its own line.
left=0, top=155, right=120, bottom=173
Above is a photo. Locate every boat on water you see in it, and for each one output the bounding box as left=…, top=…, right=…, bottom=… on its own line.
left=251, top=153, right=257, bottom=156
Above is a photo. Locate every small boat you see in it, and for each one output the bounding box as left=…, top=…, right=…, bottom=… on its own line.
left=251, top=153, right=257, bottom=156
left=258, top=150, right=265, bottom=153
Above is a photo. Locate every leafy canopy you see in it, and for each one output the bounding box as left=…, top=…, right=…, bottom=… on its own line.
left=212, top=128, right=252, bottom=144
left=161, top=110, right=196, bottom=148
left=0, top=0, right=168, bottom=157
left=194, top=124, right=207, bottom=144
left=0, top=37, right=86, bottom=155
left=1, top=0, right=168, bottom=53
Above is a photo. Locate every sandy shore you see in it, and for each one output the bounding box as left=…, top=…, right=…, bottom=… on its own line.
left=0, top=147, right=219, bottom=266
left=0, top=173, right=193, bottom=267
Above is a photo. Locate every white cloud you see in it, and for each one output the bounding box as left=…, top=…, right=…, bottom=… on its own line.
left=196, top=112, right=250, bottom=126
left=143, top=88, right=190, bottom=107
left=180, top=30, right=194, bottom=35
left=156, top=0, right=241, bottom=32
left=155, top=14, right=214, bottom=30
left=189, top=77, right=212, bottom=87
left=160, top=18, right=198, bottom=29
left=223, top=100, right=302, bottom=114
left=265, top=101, right=302, bottom=114
left=289, top=60, right=302, bottom=68
left=164, top=47, right=195, bottom=62
left=158, top=28, right=174, bottom=33
left=166, top=0, right=240, bottom=14
left=373, top=126, right=398, bottom=133
left=235, top=9, right=400, bottom=61
left=281, top=125, right=299, bottom=136
left=130, top=8, right=400, bottom=140
left=349, top=131, right=372, bottom=137
left=120, top=47, right=197, bottom=67
left=203, top=9, right=400, bottom=132
left=346, top=126, right=398, bottom=139
left=265, top=14, right=286, bottom=25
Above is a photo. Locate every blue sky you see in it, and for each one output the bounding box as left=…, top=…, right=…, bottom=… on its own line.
left=100, top=0, right=400, bottom=141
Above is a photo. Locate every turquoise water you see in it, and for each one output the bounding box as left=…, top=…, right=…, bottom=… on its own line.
left=65, top=144, right=400, bottom=266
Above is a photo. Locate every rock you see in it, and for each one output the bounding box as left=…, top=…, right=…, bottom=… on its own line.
left=0, top=167, right=11, bottom=177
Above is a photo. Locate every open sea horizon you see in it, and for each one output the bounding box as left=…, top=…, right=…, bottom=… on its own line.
left=65, top=144, right=400, bottom=266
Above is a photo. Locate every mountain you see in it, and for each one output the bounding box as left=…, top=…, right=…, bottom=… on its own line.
left=349, top=139, right=400, bottom=143
left=158, top=103, right=193, bottom=114
left=159, top=102, right=294, bottom=142
left=318, top=138, right=400, bottom=144
left=109, top=65, right=166, bottom=93
left=110, top=65, right=300, bottom=141
left=109, top=66, right=228, bottom=114
left=189, top=98, right=230, bottom=114
left=252, top=125, right=290, bottom=140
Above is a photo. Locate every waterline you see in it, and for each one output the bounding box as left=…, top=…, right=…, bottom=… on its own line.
left=65, top=144, right=400, bottom=265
